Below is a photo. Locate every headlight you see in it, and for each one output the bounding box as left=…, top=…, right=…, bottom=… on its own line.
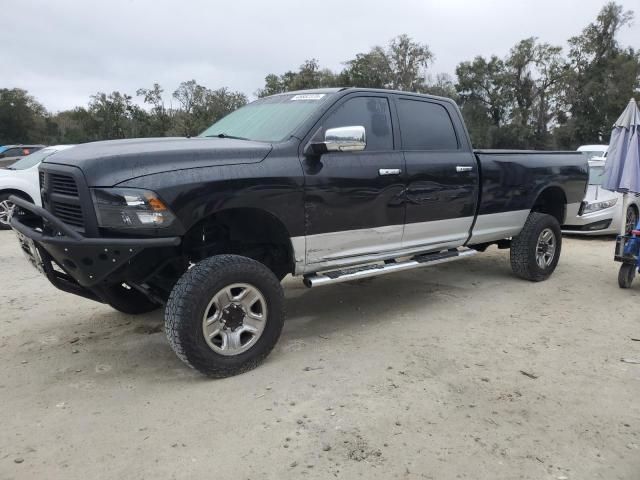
left=582, top=198, right=617, bottom=214
left=91, top=188, right=176, bottom=228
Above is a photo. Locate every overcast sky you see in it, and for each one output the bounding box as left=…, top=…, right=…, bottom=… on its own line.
left=2, top=0, right=639, bottom=112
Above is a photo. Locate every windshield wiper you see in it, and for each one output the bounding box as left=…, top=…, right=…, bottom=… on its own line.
left=206, top=133, right=250, bottom=141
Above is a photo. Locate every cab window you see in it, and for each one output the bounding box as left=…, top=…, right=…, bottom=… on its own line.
left=321, top=97, right=393, bottom=151
left=397, top=99, right=458, bottom=150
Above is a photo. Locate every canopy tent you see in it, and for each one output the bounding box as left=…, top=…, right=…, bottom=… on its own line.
left=601, top=98, right=640, bottom=234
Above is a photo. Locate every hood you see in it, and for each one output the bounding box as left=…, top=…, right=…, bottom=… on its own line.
left=585, top=184, right=619, bottom=202
left=43, top=137, right=272, bottom=186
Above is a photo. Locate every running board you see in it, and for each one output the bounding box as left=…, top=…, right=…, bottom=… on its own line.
left=303, top=248, right=477, bottom=288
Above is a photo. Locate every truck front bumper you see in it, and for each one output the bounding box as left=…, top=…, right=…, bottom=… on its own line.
left=10, top=196, right=181, bottom=302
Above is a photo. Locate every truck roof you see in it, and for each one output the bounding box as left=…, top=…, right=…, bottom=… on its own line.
left=274, top=87, right=457, bottom=105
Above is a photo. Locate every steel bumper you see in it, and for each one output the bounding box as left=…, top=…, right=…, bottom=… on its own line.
left=9, top=196, right=181, bottom=294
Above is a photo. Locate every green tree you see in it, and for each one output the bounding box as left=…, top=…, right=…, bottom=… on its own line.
left=424, top=73, right=458, bottom=99
left=561, top=2, right=640, bottom=145
left=385, top=34, right=434, bottom=91
left=340, top=34, right=434, bottom=91
left=173, top=80, right=247, bottom=136
left=137, top=83, right=172, bottom=137
left=339, top=47, right=392, bottom=88
left=502, top=38, right=568, bottom=148
left=0, top=89, right=48, bottom=144
left=256, top=59, right=338, bottom=97
left=455, top=55, right=509, bottom=147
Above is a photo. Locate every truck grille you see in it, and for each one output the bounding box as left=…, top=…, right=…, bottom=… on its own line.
left=51, top=202, right=84, bottom=227
left=49, top=173, right=79, bottom=196
left=39, top=167, right=91, bottom=233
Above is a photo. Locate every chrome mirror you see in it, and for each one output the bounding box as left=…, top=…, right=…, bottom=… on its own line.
left=324, top=126, right=366, bottom=152
left=308, top=126, right=366, bottom=155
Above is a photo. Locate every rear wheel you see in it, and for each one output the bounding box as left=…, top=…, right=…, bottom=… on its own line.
left=625, top=206, right=638, bottom=235
left=510, top=212, right=562, bottom=282
left=618, top=263, right=636, bottom=289
left=165, top=255, right=284, bottom=378
left=97, top=284, right=161, bottom=314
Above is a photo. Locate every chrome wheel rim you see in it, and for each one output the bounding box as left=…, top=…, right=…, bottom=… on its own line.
left=535, top=228, right=556, bottom=269
left=201, top=283, right=267, bottom=356
left=0, top=200, right=14, bottom=226
left=625, top=207, right=637, bottom=234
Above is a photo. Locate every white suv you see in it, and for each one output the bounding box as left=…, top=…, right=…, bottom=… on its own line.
left=0, top=145, right=75, bottom=229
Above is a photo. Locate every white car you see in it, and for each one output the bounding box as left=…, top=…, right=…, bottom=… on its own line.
left=0, top=145, right=75, bottom=229
left=562, top=158, right=639, bottom=236
left=577, top=144, right=608, bottom=161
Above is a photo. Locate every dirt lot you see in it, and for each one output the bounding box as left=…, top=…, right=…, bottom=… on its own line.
left=1, top=230, right=639, bottom=480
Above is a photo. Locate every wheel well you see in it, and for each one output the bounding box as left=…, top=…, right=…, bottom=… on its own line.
left=182, top=208, right=294, bottom=278
left=531, top=187, right=566, bottom=225
left=0, top=189, right=33, bottom=203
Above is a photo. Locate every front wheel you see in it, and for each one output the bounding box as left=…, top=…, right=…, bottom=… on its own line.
left=165, top=255, right=285, bottom=378
left=618, top=263, right=636, bottom=289
left=0, top=193, right=19, bottom=230
left=510, top=212, right=562, bottom=282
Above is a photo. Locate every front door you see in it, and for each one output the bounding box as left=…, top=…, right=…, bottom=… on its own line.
left=301, top=94, right=405, bottom=267
left=395, top=97, right=479, bottom=251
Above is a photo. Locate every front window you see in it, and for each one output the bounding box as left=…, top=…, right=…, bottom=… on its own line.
left=6, top=148, right=59, bottom=170
left=589, top=165, right=605, bottom=185
left=200, top=93, right=334, bottom=143
left=318, top=96, right=394, bottom=151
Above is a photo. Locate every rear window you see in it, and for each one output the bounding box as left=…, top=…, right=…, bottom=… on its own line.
left=397, top=99, right=458, bottom=150
left=2, top=148, right=23, bottom=157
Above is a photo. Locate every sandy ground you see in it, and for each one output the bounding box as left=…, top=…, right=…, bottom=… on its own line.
left=0, top=230, right=639, bottom=480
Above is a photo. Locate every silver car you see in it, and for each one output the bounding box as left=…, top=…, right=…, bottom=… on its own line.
left=563, top=159, right=639, bottom=235
left=0, top=145, right=45, bottom=168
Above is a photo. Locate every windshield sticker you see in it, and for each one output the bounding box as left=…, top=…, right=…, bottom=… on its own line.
left=291, top=94, right=325, bottom=101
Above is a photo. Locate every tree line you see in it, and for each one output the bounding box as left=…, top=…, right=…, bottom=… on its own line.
left=1, top=2, right=638, bottom=150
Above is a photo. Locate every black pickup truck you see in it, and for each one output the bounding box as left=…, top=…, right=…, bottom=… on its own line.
left=10, top=88, right=588, bottom=377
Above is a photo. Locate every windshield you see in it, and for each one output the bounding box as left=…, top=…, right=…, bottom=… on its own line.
left=6, top=148, right=59, bottom=170
left=200, top=93, right=334, bottom=142
left=589, top=165, right=605, bottom=185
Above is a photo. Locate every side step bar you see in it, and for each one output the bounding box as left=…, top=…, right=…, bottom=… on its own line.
left=303, top=248, right=477, bottom=288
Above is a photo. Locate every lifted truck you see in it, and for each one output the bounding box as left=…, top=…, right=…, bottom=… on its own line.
left=10, top=88, right=588, bottom=377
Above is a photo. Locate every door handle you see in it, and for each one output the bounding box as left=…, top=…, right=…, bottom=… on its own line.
left=379, top=168, right=401, bottom=176
left=456, top=166, right=473, bottom=173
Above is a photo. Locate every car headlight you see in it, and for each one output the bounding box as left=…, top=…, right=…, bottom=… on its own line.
left=91, top=188, right=176, bottom=228
left=582, top=198, right=618, bottom=213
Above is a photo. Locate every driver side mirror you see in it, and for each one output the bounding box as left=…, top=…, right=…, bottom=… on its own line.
left=308, top=126, right=366, bottom=155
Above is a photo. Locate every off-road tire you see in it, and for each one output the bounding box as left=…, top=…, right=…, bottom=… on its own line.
left=510, top=212, right=562, bottom=282
left=618, top=263, right=636, bottom=289
left=97, top=284, right=161, bottom=314
left=165, top=255, right=285, bottom=378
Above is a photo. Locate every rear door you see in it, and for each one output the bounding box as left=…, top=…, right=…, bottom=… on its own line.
left=395, top=97, right=479, bottom=251
left=301, top=94, right=405, bottom=266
